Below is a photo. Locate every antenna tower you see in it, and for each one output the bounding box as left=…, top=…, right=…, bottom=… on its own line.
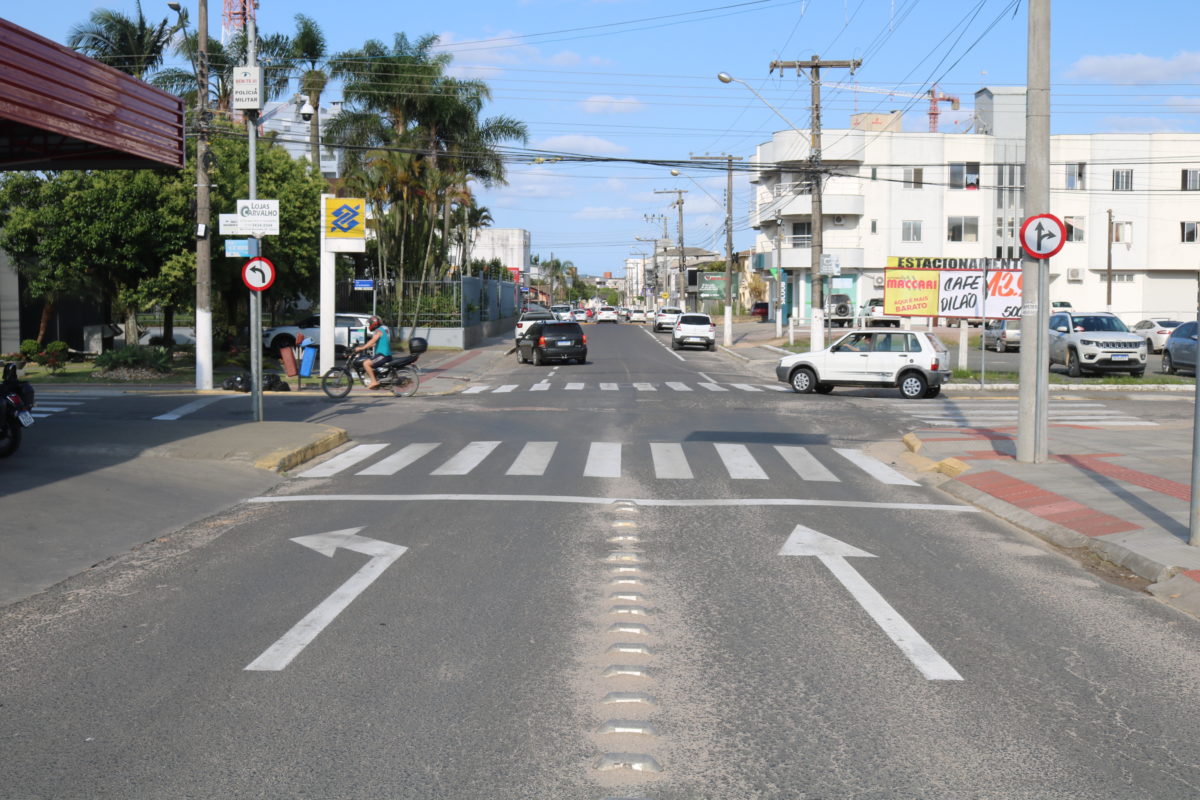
left=222, top=0, right=256, bottom=43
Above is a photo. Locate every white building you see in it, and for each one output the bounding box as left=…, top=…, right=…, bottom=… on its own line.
left=749, top=86, right=1200, bottom=323
left=257, top=97, right=342, bottom=179
left=470, top=228, right=531, bottom=278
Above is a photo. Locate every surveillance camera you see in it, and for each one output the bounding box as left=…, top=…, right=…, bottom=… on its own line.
left=299, top=101, right=315, bottom=122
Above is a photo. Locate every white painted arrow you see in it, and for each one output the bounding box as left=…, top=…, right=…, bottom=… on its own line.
left=245, top=528, right=407, bottom=672
left=780, top=524, right=962, bottom=681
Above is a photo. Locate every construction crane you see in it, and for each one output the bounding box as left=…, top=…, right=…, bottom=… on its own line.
left=827, top=82, right=961, bottom=133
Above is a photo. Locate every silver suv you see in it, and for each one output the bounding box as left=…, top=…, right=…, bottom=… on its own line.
left=1048, top=311, right=1146, bottom=377
left=653, top=306, right=683, bottom=332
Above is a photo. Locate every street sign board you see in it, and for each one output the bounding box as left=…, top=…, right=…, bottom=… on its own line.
left=231, top=65, right=263, bottom=110
left=353, top=279, right=374, bottom=291
left=1019, top=213, right=1066, bottom=259
left=241, top=257, right=276, bottom=292
left=236, top=199, right=279, bottom=235
left=224, top=238, right=258, bottom=258
left=218, top=213, right=244, bottom=235
left=819, top=253, right=841, bottom=276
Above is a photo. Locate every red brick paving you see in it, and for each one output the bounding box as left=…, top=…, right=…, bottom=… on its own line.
left=1053, top=454, right=1191, bottom=502
left=957, top=470, right=1139, bottom=537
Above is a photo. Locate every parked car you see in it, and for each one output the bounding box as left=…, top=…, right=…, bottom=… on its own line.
left=826, top=293, right=855, bottom=327
left=750, top=301, right=770, bottom=321
left=1051, top=301, right=1073, bottom=310
left=671, top=313, right=717, bottom=351
left=515, top=309, right=556, bottom=344
left=618, top=307, right=632, bottom=321
left=571, top=308, right=589, bottom=322
left=653, top=306, right=684, bottom=332
left=595, top=306, right=620, bottom=323
left=1132, top=318, right=1183, bottom=354
left=1162, top=321, right=1198, bottom=375
left=630, top=308, right=647, bottom=323
left=516, top=320, right=587, bottom=365
left=860, top=297, right=902, bottom=328
left=550, top=304, right=573, bottom=321
left=1048, top=310, right=1147, bottom=377
left=262, top=313, right=373, bottom=356
left=775, top=329, right=951, bottom=399
left=982, top=318, right=1021, bottom=352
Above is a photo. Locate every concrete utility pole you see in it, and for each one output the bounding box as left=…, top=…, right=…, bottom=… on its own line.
left=194, top=0, right=212, bottom=391
left=246, top=9, right=263, bottom=422
left=654, top=190, right=687, bottom=307
left=1017, top=0, right=1051, bottom=463
left=770, top=55, right=861, bottom=352
left=692, top=154, right=743, bottom=346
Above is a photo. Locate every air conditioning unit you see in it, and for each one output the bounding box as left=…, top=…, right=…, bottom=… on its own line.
left=1067, top=268, right=1083, bottom=282
left=873, top=275, right=886, bottom=288
left=832, top=215, right=845, bottom=226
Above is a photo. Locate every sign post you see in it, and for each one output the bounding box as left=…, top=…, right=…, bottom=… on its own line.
left=1017, top=212, right=1065, bottom=464
left=242, top=257, right=275, bottom=421
left=320, top=197, right=367, bottom=375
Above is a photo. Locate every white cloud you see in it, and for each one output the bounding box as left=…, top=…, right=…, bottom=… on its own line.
left=535, top=135, right=628, bottom=155
left=546, top=51, right=584, bottom=67
left=581, top=95, right=644, bottom=114
left=573, top=207, right=635, bottom=220
left=1166, top=96, right=1200, bottom=112
left=1098, top=116, right=1185, bottom=133
left=1066, top=52, right=1200, bottom=84
left=601, top=178, right=626, bottom=192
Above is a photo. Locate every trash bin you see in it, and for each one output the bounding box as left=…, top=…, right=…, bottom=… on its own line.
left=299, top=342, right=318, bottom=377
left=279, top=346, right=299, bottom=377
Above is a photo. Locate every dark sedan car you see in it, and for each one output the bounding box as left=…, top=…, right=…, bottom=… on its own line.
left=517, top=321, right=588, bottom=365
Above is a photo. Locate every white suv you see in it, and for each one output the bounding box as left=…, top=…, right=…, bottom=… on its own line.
left=653, top=306, right=683, bottom=332
left=1048, top=311, right=1147, bottom=376
left=776, top=329, right=951, bottom=399
left=672, top=313, right=716, bottom=351
left=595, top=306, right=619, bottom=323
left=550, top=304, right=573, bottom=321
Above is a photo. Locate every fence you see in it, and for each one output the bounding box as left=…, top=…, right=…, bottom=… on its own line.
left=398, top=276, right=518, bottom=348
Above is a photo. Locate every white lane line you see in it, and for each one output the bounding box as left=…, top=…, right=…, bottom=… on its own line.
left=730, top=383, right=763, bottom=392
left=462, top=385, right=490, bottom=394
left=584, top=442, right=622, bottom=478
left=357, top=443, right=439, bottom=476
left=252, top=494, right=981, bottom=512
left=431, top=441, right=501, bottom=475
left=775, top=446, right=839, bottom=481
left=600, top=383, right=619, bottom=391
left=834, top=448, right=919, bottom=486
left=651, top=443, right=693, bottom=479
left=530, top=382, right=550, bottom=392
left=565, top=382, right=585, bottom=390
left=296, top=444, right=389, bottom=478
left=506, top=442, right=557, bottom=476
left=153, top=395, right=230, bottom=420
left=714, top=443, right=768, bottom=480
left=30, top=406, right=70, bottom=412
left=666, top=382, right=693, bottom=392
left=697, top=372, right=715, bottom=382
left=37, top=401, right=85, bottom=406
left=698, top=383, right=728, bottom=392
left=492, top=384, right=518, bottom=393
left=633, top=383, right=656, bottom=392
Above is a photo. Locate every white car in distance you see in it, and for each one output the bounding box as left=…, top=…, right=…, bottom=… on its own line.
left=671, top=313, right=716, bottom=351
left=595, top=306, right=619, bottom=323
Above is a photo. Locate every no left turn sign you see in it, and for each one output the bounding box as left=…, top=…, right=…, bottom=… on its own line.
left=242, top=257, right=276, bottom=291
left=1019, top=213, right=1066, bottom=259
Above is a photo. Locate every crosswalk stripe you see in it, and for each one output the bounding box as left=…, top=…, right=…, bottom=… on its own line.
left=462, top=385, right=490, bottom=394
left=698, top=383, right=728, bottom=392
left=666, top=382, right=692, bottom=392
left=762, top=384, right=791, bottom=392
left=531, top=382, right=550, bottom=391
left=493, top=385, right=517, bottom=393
left=32, top=406, right=70, bottom=412
left=431, top=441, right=501, bottom=475
left=834, top=448, right=919, bottom=486
left=651, top=443, right=693, bottom=479
left=585, top=442, right=622, bottom=477
left=775, top=446, right=839, bottom=481
left=358, top=443, right=440, bottom=476
left=297, top=443, right=389, bottom=478
left=730, top=383, right=763, bottom=392
left=600, top=383, right=619, bottom=391
left=714, top=443, right=768, bottom=479
left=565, top=382, right=585, bottom=390
left=633, top=383, right=656, bottom=392
left=507, top=442, right=557, bottom=476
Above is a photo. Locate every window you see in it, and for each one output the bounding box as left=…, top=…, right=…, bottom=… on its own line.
left=949, top=162, right=980, bottom=190
left=903, top=167, right=923, bottom=189
left=1065, top=216, right=1085, bottom=242
left=870, top=168, right=877, bottom=180
left=1112, top=169, right=1133, bottom=191
left=902, top=220, right=922, bottom=242
left=947, top=216, right=979, bottom=242
left=1183, top=222, right=1200, bottom=243
left=791, top=221, right=812, bottom=246
left=1110, top=273, right=1135, bottom=284
left=1066, top=162, right=1086, bottom=190
left=870, top=219, right=877, bottom=234
left=1183, top=170, right=1200, bottom=191
left=1112, top=221, right=1133, bottom=243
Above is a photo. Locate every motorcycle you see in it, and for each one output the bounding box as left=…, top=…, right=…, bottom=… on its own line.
left=321, top=337, right=426, bottom=399
left=1, top=362, right=36, bottom=458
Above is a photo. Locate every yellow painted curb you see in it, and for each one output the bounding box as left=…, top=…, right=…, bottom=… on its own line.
left=255, top=427, right=348, bottom=473
left=899, top=451, right=939, bottom=473
left=935, top=457, right=972, bottom=478
left=901, top=433, right=923, bottom=454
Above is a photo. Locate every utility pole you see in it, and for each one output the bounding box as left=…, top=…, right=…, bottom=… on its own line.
left=769, top=55, right=861, bottom=351
left=194, top=0, right=212, bottom=391
left=246, top=7, right=263, bottom=422
left=1106, top=208, right=1114, bottom=311
left=635, top=237, right=658, bottom=303
left=654, top=190, right=687, bottom=307
left=692, top=154, right=743, bottom=346
left=1017, top=0, right=1051, bottom=463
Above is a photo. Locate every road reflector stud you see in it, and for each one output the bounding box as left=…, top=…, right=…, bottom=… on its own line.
left=593, top=753, right=663, bottom=773
left=596, top=720, right=660, bottom=736
left=602, top=665, right=652, bottom=679
left=602, top=692, right=657, bottom=705
left=608, top=623, right=651, bottom=636
left=606, top=551, right=645, bottom=563
left=608, top=643, right=654, bottom=655
left=609, top=605, right=651, bottom=616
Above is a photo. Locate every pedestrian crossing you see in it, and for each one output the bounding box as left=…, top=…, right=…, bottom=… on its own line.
left=459, top=381, right=791, bottom=395
left=890, top=398, right=1158, bottom=427
left=26, top=392, right=109, bottom=420
left=295, top=439, right=919, bottom=486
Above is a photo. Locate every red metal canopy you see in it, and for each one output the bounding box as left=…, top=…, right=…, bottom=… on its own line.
left=0, top=18, right=184, bottom=171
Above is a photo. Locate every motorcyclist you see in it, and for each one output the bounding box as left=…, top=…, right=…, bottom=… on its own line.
left=354, top=316, right=391, bottom=390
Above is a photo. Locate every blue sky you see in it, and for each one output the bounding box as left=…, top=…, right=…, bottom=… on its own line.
left=9, top=1, right=1200, bottom=276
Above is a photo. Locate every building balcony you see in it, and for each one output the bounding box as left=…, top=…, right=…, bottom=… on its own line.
left=755, top=192, right=865, bottom=226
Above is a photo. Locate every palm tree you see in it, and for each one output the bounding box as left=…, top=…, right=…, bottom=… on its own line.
left=68, top=0, right=182, bottom=79
left=156, top=29, right=292, bottom=118
left=291, top=14, right=328, bottom=172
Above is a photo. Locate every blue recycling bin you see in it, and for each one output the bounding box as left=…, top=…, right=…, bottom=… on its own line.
left=299, top=342, right=318, bottom=377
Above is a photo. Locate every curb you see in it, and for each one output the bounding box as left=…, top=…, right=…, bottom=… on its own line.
left=718, top=346, right=751, bottom=362
left=942, top=383, right=1195, bottom=393
left=255, top=426, right=348, bottom=473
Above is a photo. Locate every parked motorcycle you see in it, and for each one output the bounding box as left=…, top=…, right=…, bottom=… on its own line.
left=321, top=337, right=426, bottom=399
left=1, top=362, right=36, bottom=458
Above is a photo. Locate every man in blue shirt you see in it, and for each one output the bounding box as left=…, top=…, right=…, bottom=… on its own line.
left=355, top=315, right=391, bottom=390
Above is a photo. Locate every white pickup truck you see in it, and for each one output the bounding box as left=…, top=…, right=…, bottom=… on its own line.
left=860, top=298, right=902, bottom=327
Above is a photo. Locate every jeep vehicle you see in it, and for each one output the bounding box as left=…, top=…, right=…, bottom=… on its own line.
left=775, top=329, right=951, bottom=399
left=1048, top=310, right=1147, bottom=376
left=825, top=293, right=855, bottom=327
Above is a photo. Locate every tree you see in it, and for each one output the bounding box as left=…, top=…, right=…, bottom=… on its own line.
left=67, top=0, right=182, bottom=79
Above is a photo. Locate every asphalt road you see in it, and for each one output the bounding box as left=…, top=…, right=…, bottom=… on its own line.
left=4, top=322, right=1200, bottom=799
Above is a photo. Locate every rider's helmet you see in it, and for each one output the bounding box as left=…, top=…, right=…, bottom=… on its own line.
left=368, top=315, right=383, bottom=331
